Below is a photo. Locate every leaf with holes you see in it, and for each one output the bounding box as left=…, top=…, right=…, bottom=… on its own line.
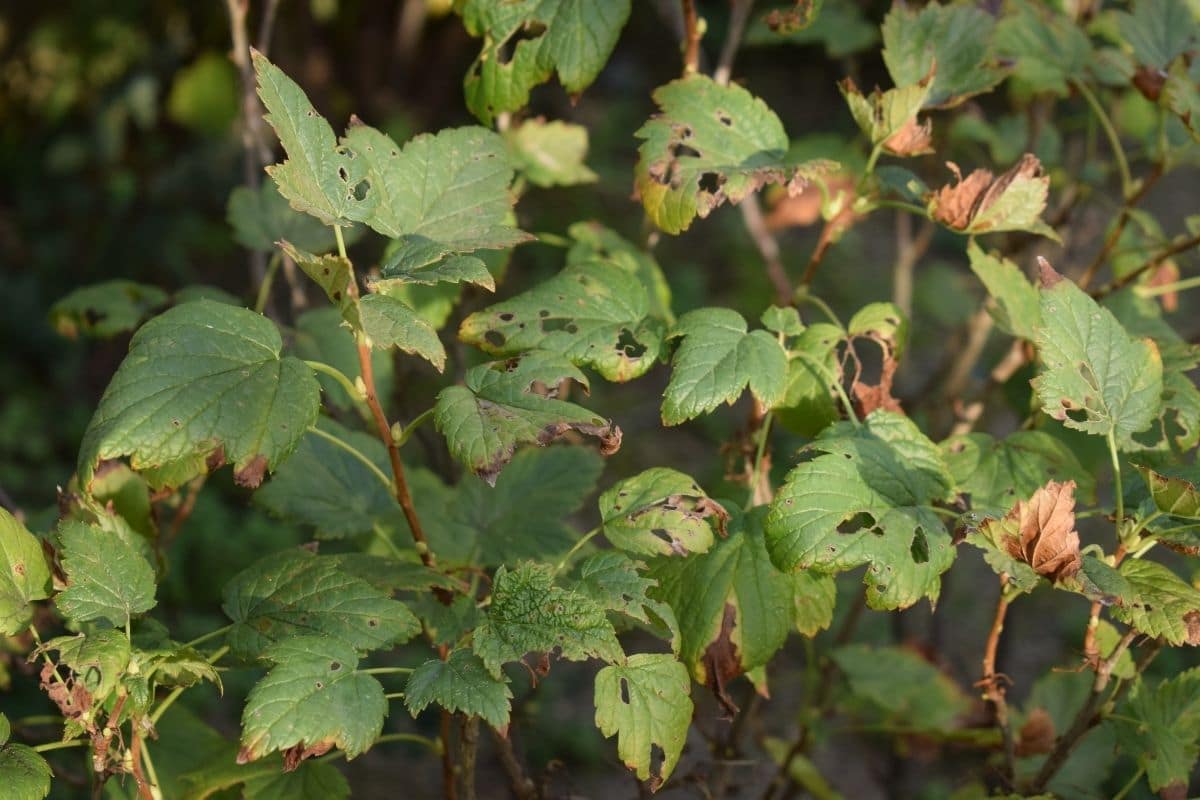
left=648, top=507, right=834, bottom=706
left=575, top=552, right=680, bottom=650
left=505, top=118, right=597, bottom=187
left=598, top=468, right=728, bottom=557
left=434, top=351, right=621, bottom=485
left=0, top=509, right=51, bottom=636
left=472, top=562, right=623, bottom=679
left=594, top=654, right=692, bottom=790
left=661, top=308, right=788, bottom=425
left=49, top=280, right=168, bottom=340
left=635, top=74, right=834, bottom=234
left=459, top=256, right=665, bottom=382
left=967, top=240, right=1040, bottom=339
left=458, top=0, right=632, bottom=125
left=55, top=520, right=156, bottom=628
left=405, top=648, right=512, bottom=730
left=765, top=411, right=956, bottom=610
left=77, top=300, right=320, bottom=490
left=0, top=714, right=51, bottom=800
left=567, top=222, right=674, bottom=325
left=941, top=430, right=1095, bottom=513
left=253, top=51, right=376, bottom=228
left=239, top=636, right=386, bottom=763
left=1113, top=666, right=1200, bottom=794
left=221, top=549, right=420, bottom=659
left=881, top=1, right=1006, bottom=108
left=1109, top=559, right=1200, bottom=645
left=1032, top=265, right=1163, bottom=447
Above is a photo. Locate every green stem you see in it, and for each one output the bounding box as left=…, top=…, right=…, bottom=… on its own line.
left=859, top=142, right=885, bottom=192
left=872, top=199, right=930, bottom=217
left=373, top=524, right=406, bottom=558
left=1111, top=765, right=1146, bottom=800
left=1107, top=430, right=1126, bottom=541
left=305, top=425, right=393, bottom=492
left=182, top=624, right=230, bottom=650
left=554, top=526, right=603, bottom=575
left=150, top=645, right=229, bottom=725
left=1127, top=510, right=1164, bottom=543
left=791, top=350, right=860, bottom=427
left=12, top=715, right=61, bottom=728
left=796, top=293, right=844, bottom=328
left=395, top=408, right=435, bottom=448
left=1074, top=79, right=1132, bottom=199
left=335, top=224, right=349, bottom=260
left=304, top=360, right=363, bottom=404
left=1137, top=274, right=1200, bottom=298
left=33, top=739, right=86, bottom=753
left=1129, top=538, right=1159, bottom=560
left=254, top=251, right=284, bottom=314
left=385, top=692, right=407, bottom=700
left=745, top=411, right=774, bottom=510
left=362, top=667, right=415, bottom=676
left=140, top=729, right=162, bottom=799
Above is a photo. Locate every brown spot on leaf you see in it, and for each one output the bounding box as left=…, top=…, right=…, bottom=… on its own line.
left=1186, top=610, right=1200, bottom=646
left=1133, top=66, right=1167, bottom=101
left=234, top=454, right=270, bottom=488
left=281, top=741, right=334, bottom=771
left=702, top=604, right=743, bottom=718
left=1015, top=708, right=1056, bottom=756
left=1001, top=480, right=1082, bottom=582
left=205, top=446, right=227, bottom=473
left=1037, top=256, right=1064, bottom=288
left=1160, top=782, right=1188, bottom=800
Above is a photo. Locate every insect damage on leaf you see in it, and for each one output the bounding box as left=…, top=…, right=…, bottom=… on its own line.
left=982, top=480, right=1082, bottom=583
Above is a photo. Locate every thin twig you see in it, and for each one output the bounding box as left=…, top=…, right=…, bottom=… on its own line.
left=161, top=475, right=206, bottom=549
left=224, top=0, right=269, bottom=292
left=714, top=0, right=755, bottom=85
left=892, top=213, right=935, bottom=319
left=979, top=578, right=1015, bottom=785
left=741, top=198, right=792, bottom=304
left=1091, top=232, right=1200, bottom=299
left=441, top=710, right=458, bottom=800
left=680, top=0, right=701, bottom=74
left=459, top=716, right=479, bottom=800
left=255, top=0, right=281, bottom=53
left=1076, top=162, right=1163, bottom=290
left=490, top=727, right=538, bottom=800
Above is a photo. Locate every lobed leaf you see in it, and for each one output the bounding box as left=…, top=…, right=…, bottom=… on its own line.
left=405, top=648, right=512, bottom=730
left=881, top=1, right=1006, bottom=107
left=0, top=714, right=51, bottom=800
left=941, top=430, right=1096, bottom=513
left=1109, top=559, right=1200, bottom=645
left=598, top=468, right=728, bottom=557
left=966, top=241, right=1040, bottom=340
left=55, top=519, right=156, bottom=628
left=1114, top=666, right=1200, bottom=793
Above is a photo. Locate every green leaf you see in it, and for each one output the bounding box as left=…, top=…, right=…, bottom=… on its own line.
left=473, top=562, right=623, bottom=679
left=598, top=468, right=728, bottom=557
left=941, top=431, right=1095, bottom=513
left=242, top=761, right=351, bottom=800
left=840, top=76, right=933, bottom=153
left=293, top=308, right=392, bottom=412
left=566, top=222, right=674, bottom=325
left=38, top=629, right=131, bottom=705
left=1032, top=271, right=1163, bottom=447
left=222, top=549, right=420, bottom=659
left=141, top=644, right=222, bottom=691
left=49, top=280, right=168, bottom=339
left=177, top=741, right=348, bottom=800
left=1115, top=0, right=1197, bottom=71
left=965, top=518, right=1043, bottom=595
left=967, top=240, right=1040, bottom=340
left=460, top=256, right=666, bottom=383
left=881, top=1, right=1006, bottom=107
left=167, top=52, right=238, bottom=136
left=994, top=1, right=1092, bottom=97
left=847, top=302, right=909, bottom=358
left=434, top=351, right=621, bottom=485
left=459, top=0, right=632, bottom=125
left=339, top=123, right=528, bottom=249
left=1138, top=464, right=1200, bottom=520
left=634, top=74, right=834, bottom=234
left=776, top=323, right=843, bottom=438
left=832, top=644, right=971, bottom=731
left=1109, top=559, right=1200, bottom=645
left=331, top=554, right=457, bottom=595
left=358, top=293, right=446, bottom=370
left=0, top=717, right=51, bottom=800
left=661, top=308, right=788, bottom=425
left=255, top=419, right=398, bottom=539
left=760, top=306, right=805, bottom=337
left=78, top=299, right=321, bottom=490
left=253, top=51, right=376, bottom=228
left=766, top=411, right=956, bottom=610
left=227, top=183, right=351, bottom=254
left=239, top=636, right=386, bottom=762
left=505, top=118, right=597, bottom=187
left=377, top=237, right=496, bottom=290
left=0, top=509, right=51, bottom=636
left=575, top=551, right=681, bottom=649
left=1115, top=666, right=1200, bottom=793
left=594, top=654, right=693, bottom=789
left=55, top=520, right=156, bottom=627
left=277, top=242, right=355, bottom=318
left=649, top=507, right=833, bottom=685
left=405, top=648, right=512, bottom=729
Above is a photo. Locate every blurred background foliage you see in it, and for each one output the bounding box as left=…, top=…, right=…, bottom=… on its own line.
left=3, top=1, right=1200, bottom=797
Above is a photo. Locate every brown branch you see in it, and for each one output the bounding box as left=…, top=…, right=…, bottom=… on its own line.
left=680, top=0, right=701, bottom=74
left=939, top=307, right=995, bottom=406
left=128, top=727, right=155, bottom=800
left=459, top=716, right=479, bottom=800
left=1077, top=163, right=1164, bottom=290
left=490, top=726, right=538, bottom=800
left=255, top=0, right=281, bottom=53
left=978, top=578, right=1015, bottom=785
left=741, top=197, right=792, bottom=305
left=441, top=710, right=458, bottom=800
left=892, top=213, right=935, bottom=319
left=714, top=0, right=756, bottom=85
left=1091, top=232, right=1200, bottom=299
left=1027, top=628, right=1140, bottom=793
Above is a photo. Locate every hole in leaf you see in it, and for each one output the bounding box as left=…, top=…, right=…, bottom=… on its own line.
left=716, top=111, right=733, bottom=126
left=352, top=180, right=370, bottom=201
left=619, top=677, right=630, bottom=704
left=329, top=661, right=341, bottom=671
left=338, top=166, right=349, bottom=182
left=837, top=512, right=875, bottom=535
left=698, top=172, right=723, bottom=194
left=485, top=330, right=506, bottom=347
left=671, top=143, right=702, bottom=160
left=498, top=312, right=515, bottom=322
left=911, top=528, right=930, bottom=564
left=616, top=329, right=646, bottom=358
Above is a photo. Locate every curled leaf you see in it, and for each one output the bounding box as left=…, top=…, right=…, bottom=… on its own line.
left=990, top=480, right=1082, bottom=583
left=928, top=153, right=1058, bottom=240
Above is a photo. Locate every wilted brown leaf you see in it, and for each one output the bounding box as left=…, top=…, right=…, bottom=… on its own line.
left=701, top=604, right=742, bottom=718
left=1001, top=480, right=1082, bottom=582
left=1148, top=260, right=1180, bottom=312
left=883, top=116, right=933, bottom=157
left=1015, top=708, right=1056, bottom=756
left=930, top=154, right=1049, bottom=234
left=931, top=162, right=994, bottom=229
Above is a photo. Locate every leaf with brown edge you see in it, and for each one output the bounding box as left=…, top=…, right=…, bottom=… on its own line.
left=883, top=116, right=933, bottom=157
left=598, top=468, right=729, bottom=557
left=997, top=480, right=1082, bottom=583
left=928, top=153, right=1058, bottom=240
left=839, top=68, right=934, bottom=157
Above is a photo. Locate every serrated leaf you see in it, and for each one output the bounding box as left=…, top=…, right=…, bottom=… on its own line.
left=1109, top=559, right=1200, bottom=645
left=840, top=76, right=933, bottom=155
left=1032, top=270, right=1163, bottom=447
left=0, top=732, right=51, bottom=800
left=434, top=351, right=621, bottom=485
left=239, top=636, right=385, bottom=763
left=340, top=123, right=527, bottom=249
left=377, top=236, right=495, bottom=290
left=78, top=299, right=321, bottom=490
left=881, top=1, right=1006, bottom=108
left=39, top=629, right=131, bottom=705
left=832, top=644, right=971, bottom=731
left=460, top=256, right=665, bottom=382
left=965, top=529, right=1041, bottom=594
left=994, top=1, right=1093, bottom=97
left=228, top=183, right=352, bottom=254
left=255, top=419, right=399, bottom=539
left=405, top=648, right=512, bottom=729
left=55, top=520, right=156, bottom=627
left=473, top=562, right=623, bottom=679
left=1115, top=0, right=1197, bottom=71
left=967, top=240, right=1040, bottom=339
left=1114, top=666, right=1200, bottom=793
left=277, top=242, right=355, bottom=318
left=776, top=322, right=843, bottom=437
left=505, top=118, right=597, bottom=187
left=635, top=74, right=834, bottom=234
left=331, top=554, right=457, bottom=595
left=598, top=468, right=727, bottom=557
left=141, top=644, right=222, bottom=691
left=358, top=293, right=445, bottom=370
left=649, top=507, right=832, bottom=688
left=760, top=306, right=804, bottom=337
left=253, top=52, right=376, bottom=228
left=575, top=551, right=681, bottom=649
left=766, top=411, right=956, bottom=610
left=594, top=654, right=692, bottom=789
left=661, top=308, right=788, bottom=425
left=459, top=0, right=631, bottom=125
left=941, top=431, right=1095, bottom=513
left=1138, top=464, right=1200, bottom=520
left=979, top=480, right=1082, bottom=583
left=0, top=509, right=50, bottom=636
left=49, top=280, right=168, bottom=339
left=567, top=222, right=674, bottom=325
left=848, top=301, right=908, bottom=358
left=222, top=549, right=420, bottom=659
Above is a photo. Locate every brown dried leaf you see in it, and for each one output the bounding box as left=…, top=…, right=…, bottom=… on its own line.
left=701, top=604, right=742, bottom=718
left=931, top=154, right=1049, bottom=235
left=1001, top=480, right=1082, bottom=582
left=851, top=352, right=904, bottom=417
left=931, top=162, right=994, bottom=229
left=233, top=454, right=270, bottom=488
left=281, top=741, right=334, bottom=771
left=1015, top=708, right=1056, bottom=756
left=1148, top=260, right=1180, bottom=312
left=883, top=116, right=933, bottom=157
